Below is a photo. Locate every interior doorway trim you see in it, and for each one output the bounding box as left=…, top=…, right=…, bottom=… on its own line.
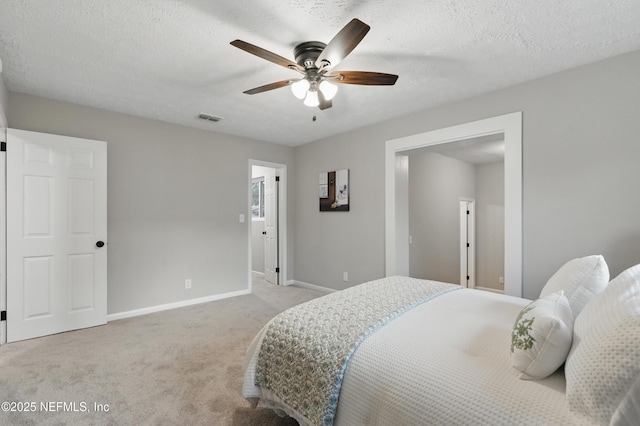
left=248, top=159, right=288, bottom=290
left=385, top=112, right=522, bottom=297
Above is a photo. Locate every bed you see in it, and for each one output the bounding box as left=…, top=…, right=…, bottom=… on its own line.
left=242, top=255, right=640, bottom=426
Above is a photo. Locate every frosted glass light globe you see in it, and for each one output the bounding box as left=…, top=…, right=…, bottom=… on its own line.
left=319, top=80, right=338, bottom=100
left=291, top=79, right=310, bottom=99
left=304, top=90, right=319, bottom=107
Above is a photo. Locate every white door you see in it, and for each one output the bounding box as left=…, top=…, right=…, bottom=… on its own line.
left=459, top=199, right=475, bottom=288
left=7, top=129, right=107, bottom=342
left=263, top=168, right=278, bottom=284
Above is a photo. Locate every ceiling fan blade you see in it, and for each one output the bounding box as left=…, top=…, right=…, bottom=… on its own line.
left=329, top=71, right=398, bottom=85
left=243, top=79, right=292, bottom=95
left=315, top=19, right=370, bottom=69
left=231, top=40, right=303, bottom=72
left=318, top=91, right=332, bottom=110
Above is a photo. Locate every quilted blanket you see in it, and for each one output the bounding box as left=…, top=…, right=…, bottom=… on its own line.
left=254, top=276, right=461, bottom=426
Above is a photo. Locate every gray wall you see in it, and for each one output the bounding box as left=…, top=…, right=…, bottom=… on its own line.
left=7, top=49, right=640, bottom=305
left=0, top=70, right=7, bottom=127
left=293, top=135, right=386, bottom=290
left=475, top=162, right=505, bottom=290
left=408, top=151, right=475, bottom=283
left=294, top=49, right=640, bottom=299
left=7, top=93, right=295, bottom=314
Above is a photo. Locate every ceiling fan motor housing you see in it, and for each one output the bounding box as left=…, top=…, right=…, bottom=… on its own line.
left=294, top=41, right=327, bottom=69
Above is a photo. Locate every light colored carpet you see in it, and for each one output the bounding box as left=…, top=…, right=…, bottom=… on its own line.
left=0, top=275, right=323, bottom=425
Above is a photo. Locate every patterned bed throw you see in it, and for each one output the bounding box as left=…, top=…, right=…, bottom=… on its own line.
left=255, top=276, right=461, bottom=426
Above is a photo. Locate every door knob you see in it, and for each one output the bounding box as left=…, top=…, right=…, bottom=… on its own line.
left=96, top=241, right=105, bottom=248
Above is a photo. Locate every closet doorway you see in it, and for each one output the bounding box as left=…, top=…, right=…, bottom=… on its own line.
left=404, top=138, right=505, bottom=292
left=385, top=112, right=522, bottom=297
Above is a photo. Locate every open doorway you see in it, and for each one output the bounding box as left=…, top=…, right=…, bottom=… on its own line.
left=404, top=135, right=505, bottom=292
left=249, top=160, right=287, bottom=290
left=385, top=112, right=522, bottom=297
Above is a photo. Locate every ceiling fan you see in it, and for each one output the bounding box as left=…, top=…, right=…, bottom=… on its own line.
left=230, top=18, right=398, bottom=110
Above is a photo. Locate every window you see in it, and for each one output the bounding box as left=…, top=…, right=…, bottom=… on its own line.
left=252, top=177, right=265, bottom=218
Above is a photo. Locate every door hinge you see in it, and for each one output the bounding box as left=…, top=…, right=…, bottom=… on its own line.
left=467, top=243, right=470, bottom=248
left=1, top=142, right=6, bottom=152
left=466, top=276, right=470, bottom=281
left=275, top=267, right=280, bottom=273
left=275, top=176, right=280, bottom=182
left=466, top=210, right=469, bottom=215
left=1, top=311, right=6, bottom=321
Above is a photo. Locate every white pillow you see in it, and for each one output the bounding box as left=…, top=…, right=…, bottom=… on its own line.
left=539, top=255, right=609, bottom=318
left=510, top=291, right=573, bottom=380
left=610, top=375, right=640, bottom=426
left=565, top=263, right=640, bottom=424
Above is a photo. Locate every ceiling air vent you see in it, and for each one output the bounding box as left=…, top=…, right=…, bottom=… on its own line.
left=197, top=113, right=222, bottom=123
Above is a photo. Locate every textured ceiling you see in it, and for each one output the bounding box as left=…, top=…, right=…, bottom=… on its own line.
left=1, top=1, right=639, bottom=146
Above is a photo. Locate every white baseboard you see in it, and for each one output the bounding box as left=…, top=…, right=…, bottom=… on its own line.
left=474, top=286, right=504, bottom=294
left=291, top=280, right=337, bottom=294
left=107, top=288, right=251, bottom=321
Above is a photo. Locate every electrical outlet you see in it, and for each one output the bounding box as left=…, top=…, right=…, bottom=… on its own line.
left=343, top=272, right=349, bottom=282
left=185, top=279, right=192, bottom=289
left=499, top=276, right=504, bottom=284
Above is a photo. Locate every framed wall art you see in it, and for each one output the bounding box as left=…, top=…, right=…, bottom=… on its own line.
left=319, top=169, right=349, bottom=212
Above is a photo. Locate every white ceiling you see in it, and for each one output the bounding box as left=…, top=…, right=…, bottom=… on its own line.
left=1, top=1, right=639, bottom=147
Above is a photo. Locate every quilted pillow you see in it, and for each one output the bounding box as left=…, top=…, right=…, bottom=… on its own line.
left=510, top=291, right=573, bottom=380
left=539, top=255, right=609, bottom=318
left=565, top=263, right=640, bottom=424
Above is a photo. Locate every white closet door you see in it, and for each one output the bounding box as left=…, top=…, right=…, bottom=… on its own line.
left=7, top=129, right=107, bottom=342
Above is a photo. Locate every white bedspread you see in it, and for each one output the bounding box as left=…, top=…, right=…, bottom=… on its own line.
left=244, top=284, right=581, bottom=426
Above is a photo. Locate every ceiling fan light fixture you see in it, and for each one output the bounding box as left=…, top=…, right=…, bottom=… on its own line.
left=291, top=78, right=310, bottom=99
left=303, top=89, right=320, bottom=107
left=319, top=80, right=338, bottom=101
left=232, top=19, right=398, bottom=110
